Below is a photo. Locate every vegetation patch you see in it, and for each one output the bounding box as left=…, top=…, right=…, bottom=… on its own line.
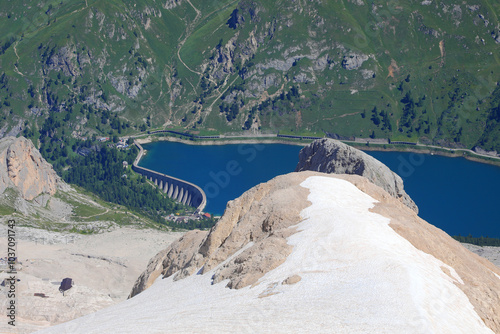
left=453, top=235, right=500, bottom=247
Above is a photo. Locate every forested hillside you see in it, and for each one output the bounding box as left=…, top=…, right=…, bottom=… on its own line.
left=0, top=0, right=499, bottom=151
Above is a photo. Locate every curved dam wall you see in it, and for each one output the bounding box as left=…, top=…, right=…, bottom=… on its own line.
left=132, top=141, right=207, bottom=212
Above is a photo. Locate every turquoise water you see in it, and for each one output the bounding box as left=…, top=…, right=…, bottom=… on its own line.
left=139, top=141, right=500, bottom=238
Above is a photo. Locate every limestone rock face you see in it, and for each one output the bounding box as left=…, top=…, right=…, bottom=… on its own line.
left=46, top=171, right=500, bottom=333
left=129, top=230, right=208, bottom=298
left=0, top=136, right=59, bottom=201
left=130, top=172, right=311, bottom=296
left=295, top=138, right=418, bottom=212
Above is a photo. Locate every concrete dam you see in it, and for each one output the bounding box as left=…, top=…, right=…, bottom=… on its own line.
left=132, top=141, right=207, bottom=212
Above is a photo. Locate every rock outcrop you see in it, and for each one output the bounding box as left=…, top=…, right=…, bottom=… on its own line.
left=43, top=171, right=500, bottom=333
left=0, top=136, right=137, bottom=231
left=295, top=138, right=418, bottom=212
left=129, top=173, right=310, bottom=297
left=342, top=52, right=369, bottom=70
left=0, top=136, right=59, bottom=202
left=128, top=230, right=208, bottom=298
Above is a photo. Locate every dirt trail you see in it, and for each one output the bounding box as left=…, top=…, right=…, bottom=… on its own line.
left=177, top=0, right=203, bottom=76
left=13, top=42, right=25, bottom=77
left=74, top=208, right=110, bottom=219
left=208, top=75, right=239, bottom=110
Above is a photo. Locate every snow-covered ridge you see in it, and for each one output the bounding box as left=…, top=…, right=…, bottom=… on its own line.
left=296, top=176, right=492, bottom=333
left=37, top=175, right=497, bottom=333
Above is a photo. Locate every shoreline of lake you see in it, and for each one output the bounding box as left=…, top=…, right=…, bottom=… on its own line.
left=135, top=135, right=306, bottom=147
left=138, top=139, right=500, bottom=238
left=135, top=135, right=500, bottom=167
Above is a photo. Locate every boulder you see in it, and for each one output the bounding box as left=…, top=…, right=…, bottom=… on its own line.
left=295, top=138, right=418, bottom=212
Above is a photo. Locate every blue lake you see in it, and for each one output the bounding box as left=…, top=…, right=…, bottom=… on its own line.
left=139, top=141, right=500, bottom=238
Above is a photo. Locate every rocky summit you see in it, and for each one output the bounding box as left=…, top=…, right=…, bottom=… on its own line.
left=40, top=171, right=500, bottom=334
left=295, top=138, right=418, bottom=212
left=0, top=136, right=59, bottom=205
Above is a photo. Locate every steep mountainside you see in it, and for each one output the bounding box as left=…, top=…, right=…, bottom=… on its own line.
left=0, top=0, right=499, bottom=151
left=40, top=171, right=500, bottom=333
left=0, top=136, right=154, bottom=232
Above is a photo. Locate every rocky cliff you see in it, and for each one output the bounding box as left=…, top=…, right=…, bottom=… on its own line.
left=40, top=171, right=500, bottom=333
left=0, top=136, right=59, bottom=204
left=295, top=138, right=418, bottom=212
left=0, top=136, right=122, bottom=232
left=129, top=173, right=310, bottom=298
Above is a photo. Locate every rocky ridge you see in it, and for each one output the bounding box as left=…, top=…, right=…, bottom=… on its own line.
left=44, top=171, right=500, bottom=333
left=130, top=173, right=310, bottom=297
left=0, top=136, right=60, bottom=204
left=295, top=138, right=418, bottom=212
left=130, top=172, right=499, bottom=332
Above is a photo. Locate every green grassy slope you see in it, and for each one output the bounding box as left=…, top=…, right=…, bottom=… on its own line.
left=0, top=0, right=499, bottom=151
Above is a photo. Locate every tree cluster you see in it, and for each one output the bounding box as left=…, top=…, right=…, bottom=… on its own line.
left=452, top=234, right=500, bottom=247
left=63, top=145, right=185, bottom=224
